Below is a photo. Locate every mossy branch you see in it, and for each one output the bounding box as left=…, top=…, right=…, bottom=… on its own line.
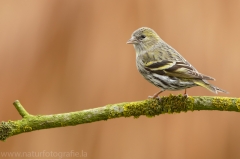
left=1, top=95, right=240, bottom=141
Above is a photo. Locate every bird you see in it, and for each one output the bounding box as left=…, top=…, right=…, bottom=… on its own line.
left=127, top=27, right=228, bottom=98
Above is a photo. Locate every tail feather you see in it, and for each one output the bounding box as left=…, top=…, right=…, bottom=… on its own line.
left=193, top=80, right=228, bottom=94
left=200, top=73, right=215, bottom=81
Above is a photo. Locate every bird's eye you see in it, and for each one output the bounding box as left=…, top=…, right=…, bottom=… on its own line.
left=139, top=35, right=146, bottom=40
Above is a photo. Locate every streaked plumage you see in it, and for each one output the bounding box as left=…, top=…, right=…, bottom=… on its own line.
left=127, top=27, right=228, bottom=98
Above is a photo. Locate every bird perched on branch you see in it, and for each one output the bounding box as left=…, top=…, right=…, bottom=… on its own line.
left=127, top=27, right=228, bottom=98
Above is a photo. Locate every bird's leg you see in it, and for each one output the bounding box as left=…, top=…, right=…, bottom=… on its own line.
left=183, top=89, right=188, bottom=98
left=148, top=90, right=165, bottom=99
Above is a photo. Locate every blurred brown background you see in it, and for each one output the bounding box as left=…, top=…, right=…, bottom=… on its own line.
left=0, top=0, right=239, bottom=159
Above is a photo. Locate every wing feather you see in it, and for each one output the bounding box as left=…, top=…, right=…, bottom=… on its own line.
left=145, top=60, right=215, bottom=80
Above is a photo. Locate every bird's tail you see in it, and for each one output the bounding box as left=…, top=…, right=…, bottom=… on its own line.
left=193, top=80, right=228, bottom=94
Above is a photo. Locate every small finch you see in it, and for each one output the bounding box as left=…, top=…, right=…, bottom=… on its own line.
left=127, top=27, right=228, bottom=98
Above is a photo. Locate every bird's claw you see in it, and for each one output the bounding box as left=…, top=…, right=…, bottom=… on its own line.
left=148, top=96, right=161, bottom=101
left=183, top=93, right=188, bottom=98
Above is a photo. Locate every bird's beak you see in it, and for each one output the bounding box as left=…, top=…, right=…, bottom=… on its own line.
left=127, top=37, right=138, bottom=44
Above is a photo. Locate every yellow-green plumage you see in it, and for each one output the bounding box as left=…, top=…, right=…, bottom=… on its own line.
left=127, top=27, right=228, bottom=97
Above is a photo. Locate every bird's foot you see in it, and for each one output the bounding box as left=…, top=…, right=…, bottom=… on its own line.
left=183, top=89, right=188, bottom=98
left=148, top=95, right=161, bottom=101
left=183, top=93, right=188, bottom=98
left=148, top=90, right=164, bottom=101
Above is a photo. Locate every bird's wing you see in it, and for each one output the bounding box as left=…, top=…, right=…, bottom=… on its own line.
left=143, top=42, right=215, bottom=80
left=145, top=60, right=215, bottom=80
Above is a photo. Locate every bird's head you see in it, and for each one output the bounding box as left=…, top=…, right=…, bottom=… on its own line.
left=127, top=27, right=161, bottom=53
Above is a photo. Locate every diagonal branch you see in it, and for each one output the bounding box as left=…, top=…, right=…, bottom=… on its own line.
left=1, top=95, right=240, bottom=141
